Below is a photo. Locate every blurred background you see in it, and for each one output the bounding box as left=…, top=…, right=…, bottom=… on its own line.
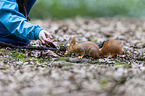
left=29, top=0, right=145, bottom=19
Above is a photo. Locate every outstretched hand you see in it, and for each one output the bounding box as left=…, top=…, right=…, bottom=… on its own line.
left=38, top=30, right=53, bottom=45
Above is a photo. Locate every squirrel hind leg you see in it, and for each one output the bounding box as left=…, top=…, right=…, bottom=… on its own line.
left=109, top=53, right=117, bottom=58
left=89, top=49, right=99, bottom=59
left=118, top=49, right=123, bottom=55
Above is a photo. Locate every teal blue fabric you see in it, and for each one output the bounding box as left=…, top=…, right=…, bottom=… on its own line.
left=0, top=0, right=43, bottom=46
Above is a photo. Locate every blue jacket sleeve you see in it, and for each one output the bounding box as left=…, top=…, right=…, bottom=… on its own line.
left=0, top=0, right=43, bottom=40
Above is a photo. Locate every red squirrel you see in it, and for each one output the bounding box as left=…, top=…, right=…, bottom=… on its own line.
left=64, top=38, right=100, bottom=59
left=99, top=39, right=123, bottom=57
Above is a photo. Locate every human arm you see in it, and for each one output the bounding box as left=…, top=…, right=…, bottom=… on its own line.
left=0, top=0, right=42, bottom=40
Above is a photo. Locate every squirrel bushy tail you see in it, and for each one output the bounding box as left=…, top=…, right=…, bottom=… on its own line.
left=100, top=40, right=123, bottom=57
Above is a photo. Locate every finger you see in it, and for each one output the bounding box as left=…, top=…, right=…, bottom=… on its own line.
left=40, top=38, right=45, bottom=44
left=44, top=30, right=53, bottom=39
left=39, top=33, right=47, bottom=44
left=44, top=39, right=53, bottom=45
left=43, top=36, right=53, bottom=44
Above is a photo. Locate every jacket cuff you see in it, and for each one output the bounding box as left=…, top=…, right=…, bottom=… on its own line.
left=34, top=26, right=44, bottom=40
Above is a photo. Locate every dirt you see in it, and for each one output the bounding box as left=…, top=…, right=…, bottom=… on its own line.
left=0, top=17, right=145, bottom=96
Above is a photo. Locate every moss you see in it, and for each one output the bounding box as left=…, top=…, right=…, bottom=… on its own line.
left=100, top=77, right=109, bottom=89
left=1, top=49, right=28, bottom=59
left=92, top=60, right=99, bottom=64
left=0, top=57, right=9, bottom=59
left=0, top=49, right=9, bottom=52
left=92, top=40, right=98, bottom=42
left=114, top=62, right=132, bottom=68
left=31, top=58, right=51, bottom=63
left=114, top=62, right=127, bottom=65
left=10, top=52, right=28, bottom=59
left=115, top=62, right=126, bottom=65
left=65, top=58, right=71, bottom=62
left=59, top=57, right=68, bottom=60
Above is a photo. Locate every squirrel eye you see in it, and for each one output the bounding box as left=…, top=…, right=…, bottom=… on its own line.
left=66, top=47, right=69, bottom=50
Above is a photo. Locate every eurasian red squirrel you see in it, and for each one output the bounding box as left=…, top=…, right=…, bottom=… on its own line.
left=99, top=39, right=123, bottom=57
left=64, top=38, right=100, bottom=59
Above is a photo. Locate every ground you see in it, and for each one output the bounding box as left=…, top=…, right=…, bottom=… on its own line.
left=0, top=17, right=145, bottom=96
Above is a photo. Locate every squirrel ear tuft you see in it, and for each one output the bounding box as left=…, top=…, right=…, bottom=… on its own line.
left=67, top=38, right=76, bottom=49
left=71, top=37, right=76, bottom=46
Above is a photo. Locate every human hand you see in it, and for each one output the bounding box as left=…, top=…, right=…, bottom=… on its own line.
left=38, top=30, right=53, bottom=45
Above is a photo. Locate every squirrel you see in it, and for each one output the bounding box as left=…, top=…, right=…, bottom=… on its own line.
left=64, top=38, right=100, bottom=59
left=99, top=39, right=123, bottom=57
